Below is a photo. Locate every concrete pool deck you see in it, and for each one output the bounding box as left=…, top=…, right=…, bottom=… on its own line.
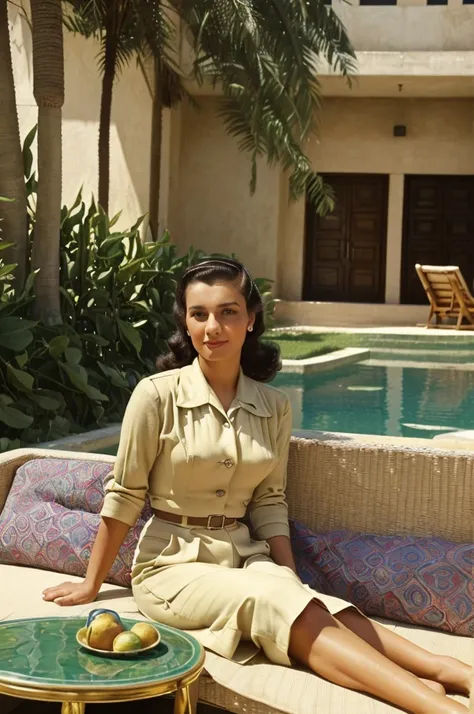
left=280, top=347, right=370, bottom=374
left=33, top=330, right=474, bottom=454
left=36, top=422, right=474, bottom=455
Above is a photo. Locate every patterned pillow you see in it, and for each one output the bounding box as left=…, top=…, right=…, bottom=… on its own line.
left=290, top=520, right=473, bottom=636
left=0, top=459, right=152, bottom=587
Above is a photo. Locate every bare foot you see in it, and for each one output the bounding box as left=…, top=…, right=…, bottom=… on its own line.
left=436, top=656, right=472, bottom=696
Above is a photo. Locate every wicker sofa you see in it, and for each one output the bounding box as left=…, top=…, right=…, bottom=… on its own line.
left=0, top=438, right=472, bottom=714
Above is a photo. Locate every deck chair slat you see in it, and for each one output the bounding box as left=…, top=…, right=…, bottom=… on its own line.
left=415, top=263, right=474, bottom=330
left=430, top=290, right=455, bottom=298
left=428, top=278, right=450, bottom=285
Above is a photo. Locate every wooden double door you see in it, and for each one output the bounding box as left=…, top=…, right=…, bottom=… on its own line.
left=401, top=175, right=474, bottom=304
left=304, top=174, right=388, bottom=303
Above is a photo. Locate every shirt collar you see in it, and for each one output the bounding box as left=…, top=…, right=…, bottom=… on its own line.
left=176, top=358, right=272, bottom=418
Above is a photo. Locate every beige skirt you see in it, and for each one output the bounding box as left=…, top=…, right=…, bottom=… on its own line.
left=131, top=516, right=356, bottom=666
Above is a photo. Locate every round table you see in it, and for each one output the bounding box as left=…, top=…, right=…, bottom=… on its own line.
left=0, top=617, right=205, bottom=714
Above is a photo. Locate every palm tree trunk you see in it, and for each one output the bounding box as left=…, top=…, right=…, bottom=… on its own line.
left=148, top=58, right=163, bottom=241
left=98, top=1, right=117, bottom=214
left=0, top=0, right=27, bottom=290
left=30, top=0, right=64, bottom=325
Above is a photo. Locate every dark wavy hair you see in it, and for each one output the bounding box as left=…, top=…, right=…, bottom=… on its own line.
left=156, top=258, right=281, bottom=382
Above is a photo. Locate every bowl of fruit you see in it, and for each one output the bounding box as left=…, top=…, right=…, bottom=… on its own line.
left=76, top=609, right=161, bottom=657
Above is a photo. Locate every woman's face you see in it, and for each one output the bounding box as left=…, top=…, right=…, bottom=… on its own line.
left=185, top=280, right=255, bottom=363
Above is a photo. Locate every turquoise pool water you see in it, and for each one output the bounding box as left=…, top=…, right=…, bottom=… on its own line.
left=95, top=358, right=474, bottom=453
left=273, top=361, right=474, bottom=440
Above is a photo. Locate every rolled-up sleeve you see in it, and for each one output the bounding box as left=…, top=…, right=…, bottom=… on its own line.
left=100, top=378, right=161, bottom=527
left=248, top=398, right=292, bottom=541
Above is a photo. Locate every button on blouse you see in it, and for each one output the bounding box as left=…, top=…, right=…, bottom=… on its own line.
left=101, top=358, right=293, bottom=542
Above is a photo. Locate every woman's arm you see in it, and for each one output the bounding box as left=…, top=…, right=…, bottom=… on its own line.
left=248, top=398, right=299, bottom=574
left=43, top=378, right=162, bottom=606
left=248, top=398, right=293, bottom=542
left=267, top=534, right=297, bottom=574
left=42, top=517, right=130, bottom=605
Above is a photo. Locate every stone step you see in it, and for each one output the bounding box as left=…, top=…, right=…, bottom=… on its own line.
left=359, top=338, right=474, bottom=350
left=368, top=348, right=474, bottom=363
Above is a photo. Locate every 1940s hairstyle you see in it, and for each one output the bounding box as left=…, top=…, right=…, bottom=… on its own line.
left=156, top=258, right=280, bottom=382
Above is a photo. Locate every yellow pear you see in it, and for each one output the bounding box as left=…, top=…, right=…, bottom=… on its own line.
left=91, top=613, right=117, bottom=626
left=131, top=622, right=159, bottom=648
left=77, top=627, right=88, bottom=645
left=86, top=615, right=124, bottom=651
left=113, top=631, right=142, bottom=652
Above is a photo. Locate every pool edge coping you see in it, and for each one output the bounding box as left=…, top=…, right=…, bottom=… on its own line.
left=35, top=424, right=474, bottom=455
left=36, top=424, right=122, bottom=453
left=33, top=347, right=474, bottom=454
left=35, top=423, right=474, bottom=457
left=281, top=347, right=370, bottom=374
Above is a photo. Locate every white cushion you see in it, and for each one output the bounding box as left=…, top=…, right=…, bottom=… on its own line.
left=0, top=563, right=140, bottom=622
left=1, top=565, right=471, bottom=714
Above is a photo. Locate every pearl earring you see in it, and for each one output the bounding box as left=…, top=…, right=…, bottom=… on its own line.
left=247, top=325, right=253, bottom=332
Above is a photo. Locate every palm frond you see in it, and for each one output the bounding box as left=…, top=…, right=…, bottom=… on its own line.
left=65, top=0, right=180, bottom=78
left=171, top=0, right=356, bottom=214
left=64, top=0, right=356, bottom=215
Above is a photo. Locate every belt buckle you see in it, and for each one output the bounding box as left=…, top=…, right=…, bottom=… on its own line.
left=207, top=514, right=226, bottom=530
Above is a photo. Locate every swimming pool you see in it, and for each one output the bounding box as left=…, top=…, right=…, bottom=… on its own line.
left=274, top=360, right=474, bottom=440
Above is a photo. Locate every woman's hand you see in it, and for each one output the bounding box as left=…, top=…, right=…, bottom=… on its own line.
left=42, top=581, right=98, bottom=607
left=42, top=517, right=131, bottom=607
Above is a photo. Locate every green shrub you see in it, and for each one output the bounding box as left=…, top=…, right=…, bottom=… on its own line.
left=0, top=132, right=275, bottom=452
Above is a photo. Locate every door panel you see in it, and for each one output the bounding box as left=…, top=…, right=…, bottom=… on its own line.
left=304, top=174, right=388, bottom=302
left=401, top=176, right=474, bottom=304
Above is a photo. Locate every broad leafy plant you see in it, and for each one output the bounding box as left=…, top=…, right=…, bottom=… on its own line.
left=0, top=166, right=275, bottom=452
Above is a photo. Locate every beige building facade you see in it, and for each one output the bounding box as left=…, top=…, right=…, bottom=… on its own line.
left=167, top=1, right=474, bottom=325
left=9, top=2, right=474, bottom=325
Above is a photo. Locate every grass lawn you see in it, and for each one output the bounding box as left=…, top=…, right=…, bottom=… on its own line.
left=264, top=331, right=362, bottom=360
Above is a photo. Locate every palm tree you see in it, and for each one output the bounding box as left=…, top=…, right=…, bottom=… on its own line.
left=67, top=0, right=355, bottom=226
left=0, top=0, right=28, bottom=290
left=147, top=58, right=184, bottom=239
left=176, top=0, right=356, bottom=212
left=64, top=1, right=181, bottom=221
left=30, top=0, right=65, bottom=324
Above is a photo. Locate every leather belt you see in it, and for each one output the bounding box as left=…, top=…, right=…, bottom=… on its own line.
left=153, top=509, right=237, bottom=530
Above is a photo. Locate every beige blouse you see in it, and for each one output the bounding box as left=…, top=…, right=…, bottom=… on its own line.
left=101, top=358, right=292, bottom=541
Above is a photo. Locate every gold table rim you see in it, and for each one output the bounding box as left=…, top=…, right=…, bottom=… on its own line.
left=0, top=660, right=204, bottom=703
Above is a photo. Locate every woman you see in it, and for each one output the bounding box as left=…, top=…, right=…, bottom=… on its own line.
left=44, top=259, right=471, bottom=714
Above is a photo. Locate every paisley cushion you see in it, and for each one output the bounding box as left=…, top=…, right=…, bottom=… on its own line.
left=0, top=459, right=152, bottom=587
left=290, top=520, right=473, bottom=636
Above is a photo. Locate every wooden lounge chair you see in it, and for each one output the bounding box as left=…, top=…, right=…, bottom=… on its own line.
left=415, top=264, right=474, bottom=330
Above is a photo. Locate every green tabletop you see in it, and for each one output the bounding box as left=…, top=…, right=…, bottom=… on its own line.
left=0, top=617, right=204, bottom=691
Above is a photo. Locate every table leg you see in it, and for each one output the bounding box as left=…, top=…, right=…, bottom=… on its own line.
left=188, top=677, right=199, bottom=714
left=174, top=686, right=191, bottom=714
left=61, top=702, right=85, bottom=714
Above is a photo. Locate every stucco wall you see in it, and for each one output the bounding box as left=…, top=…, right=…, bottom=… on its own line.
left=333, top=3, right=474, bottom=52
left=277, top=97, right=474, bottom=300
left=310, top=97, right=474, bottom=174
left=174, top=96, right=474, bottom=299
left=173, top=99, right=281, bottom=282
left=9, top=4, right=152, bottom=230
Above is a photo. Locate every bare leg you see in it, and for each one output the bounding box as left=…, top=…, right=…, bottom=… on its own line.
left=336, top=608, right=472, bottom=696
left=418, top=679, right=446, bottom=695
left=289, top=601, right=468, bottom=714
